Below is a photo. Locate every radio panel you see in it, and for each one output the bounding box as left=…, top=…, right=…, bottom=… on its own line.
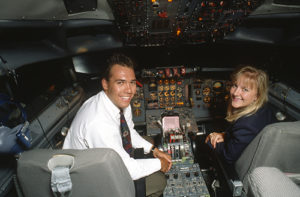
left=164, top=163, right=210, bottom=197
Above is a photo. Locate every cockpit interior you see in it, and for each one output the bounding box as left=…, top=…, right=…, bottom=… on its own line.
left=0, top=0, right=300, bottom=197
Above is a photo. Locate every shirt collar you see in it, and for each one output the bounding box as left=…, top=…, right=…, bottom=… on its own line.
left=100, top=91, right=130, bottom=120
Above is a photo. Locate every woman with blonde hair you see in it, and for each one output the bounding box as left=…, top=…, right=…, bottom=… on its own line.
left=205, top=65, right=276, bottom=164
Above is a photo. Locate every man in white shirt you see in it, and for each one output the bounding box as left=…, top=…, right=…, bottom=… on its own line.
left=63, top=53, right=172, bottom=196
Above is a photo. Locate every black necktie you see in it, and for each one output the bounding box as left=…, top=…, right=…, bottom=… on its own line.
left=120, top=110, right=133, bottom=156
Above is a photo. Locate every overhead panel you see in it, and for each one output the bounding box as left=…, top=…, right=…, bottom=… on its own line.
left=108, top=0, right=264, bottom=46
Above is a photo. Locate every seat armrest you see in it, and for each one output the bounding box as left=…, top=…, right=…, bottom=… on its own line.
left=214, top=151, right=243, bottom=197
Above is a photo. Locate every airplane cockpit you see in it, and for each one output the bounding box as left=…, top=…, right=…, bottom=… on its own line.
left=0, top=0, right=300, bottom=196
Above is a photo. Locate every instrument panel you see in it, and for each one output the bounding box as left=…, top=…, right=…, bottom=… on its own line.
left=131, top=66, right=230, bottom=124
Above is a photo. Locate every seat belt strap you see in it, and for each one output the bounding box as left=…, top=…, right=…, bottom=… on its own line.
left=51, top=166, right=72, bottom=197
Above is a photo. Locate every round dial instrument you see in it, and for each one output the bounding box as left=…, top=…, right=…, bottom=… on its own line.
left=202, top=87, right=211, bottom=96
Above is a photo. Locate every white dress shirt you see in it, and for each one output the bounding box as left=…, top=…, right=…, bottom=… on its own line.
left=63, top=91, right=161, bottom=180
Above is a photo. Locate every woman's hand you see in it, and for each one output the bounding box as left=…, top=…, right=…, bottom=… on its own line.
left=205, top=132, right=225, bottom=149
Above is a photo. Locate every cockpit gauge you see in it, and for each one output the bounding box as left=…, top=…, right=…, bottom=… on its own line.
left=164, top=85, right=170, bottom=91
left=149, top=82, right=156, bottom=87
left=149, top=81, right=157, bottom=91
left=164, top=79, right=169, bottom=85
left=213, top=81, right=223, bottom=95
left=150, top=92, right=157, bottom=100
left=202, top=87, right=211, bottom=96
left=134, top=86, right=144, bottom=99
left=158, top=85, right=164, bottom=91
left=170, top=84, right=176, bottom=91
left=213, top=81, right=223, bottom=90
left=157, top=79, right=163, bottom=85
left=132, top=100, right=141, bottom=108
left=203, top=96, right=211, bottom=103
left=170, top=91, right=176, bottom=97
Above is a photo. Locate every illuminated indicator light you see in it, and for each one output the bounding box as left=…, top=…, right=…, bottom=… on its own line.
left=151, top=0, right=156, bottom=2
left=168, top=0, right=172, bottom=2
left=158, top=11, right=168, bottom=18
left=77, top=47, right=88, bottom=53
left=209, top=2, right=216, bottom=7
left=176, top=29, right=181, bottom=36
left=198, top=17, right=203, bottom=21
left=201, top=2, right=205, bottom=7
left=49, top=85, right=55, bottom=92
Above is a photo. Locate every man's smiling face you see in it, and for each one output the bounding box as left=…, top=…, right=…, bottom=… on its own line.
left=102, top=64, right=137, bottom=109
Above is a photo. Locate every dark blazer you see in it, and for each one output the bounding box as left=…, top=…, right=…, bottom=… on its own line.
left=207, top=104, right=276, bottom=164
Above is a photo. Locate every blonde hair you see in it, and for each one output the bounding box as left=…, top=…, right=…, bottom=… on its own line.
left=225, top=65, right=269, bottom=122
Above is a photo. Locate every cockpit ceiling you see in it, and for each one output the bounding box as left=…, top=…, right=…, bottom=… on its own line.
left=1, top=0, right=300, bottom=47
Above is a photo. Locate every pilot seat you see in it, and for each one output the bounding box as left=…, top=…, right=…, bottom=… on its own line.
left=14, top=148, right=135, bottom=197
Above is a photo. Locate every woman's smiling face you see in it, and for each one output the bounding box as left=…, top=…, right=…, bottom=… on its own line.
left=230, top=73, right=258, bottom=109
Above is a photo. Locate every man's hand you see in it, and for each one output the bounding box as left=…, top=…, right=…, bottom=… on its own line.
left=205, top=132, right=225, bottom=149
left=152, top=148, right=172, bottom=172
left=159, top=157, right=171, bottom=173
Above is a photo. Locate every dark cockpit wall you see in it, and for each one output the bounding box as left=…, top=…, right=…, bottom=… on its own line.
left=0, top=0, right=300, bottom=197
